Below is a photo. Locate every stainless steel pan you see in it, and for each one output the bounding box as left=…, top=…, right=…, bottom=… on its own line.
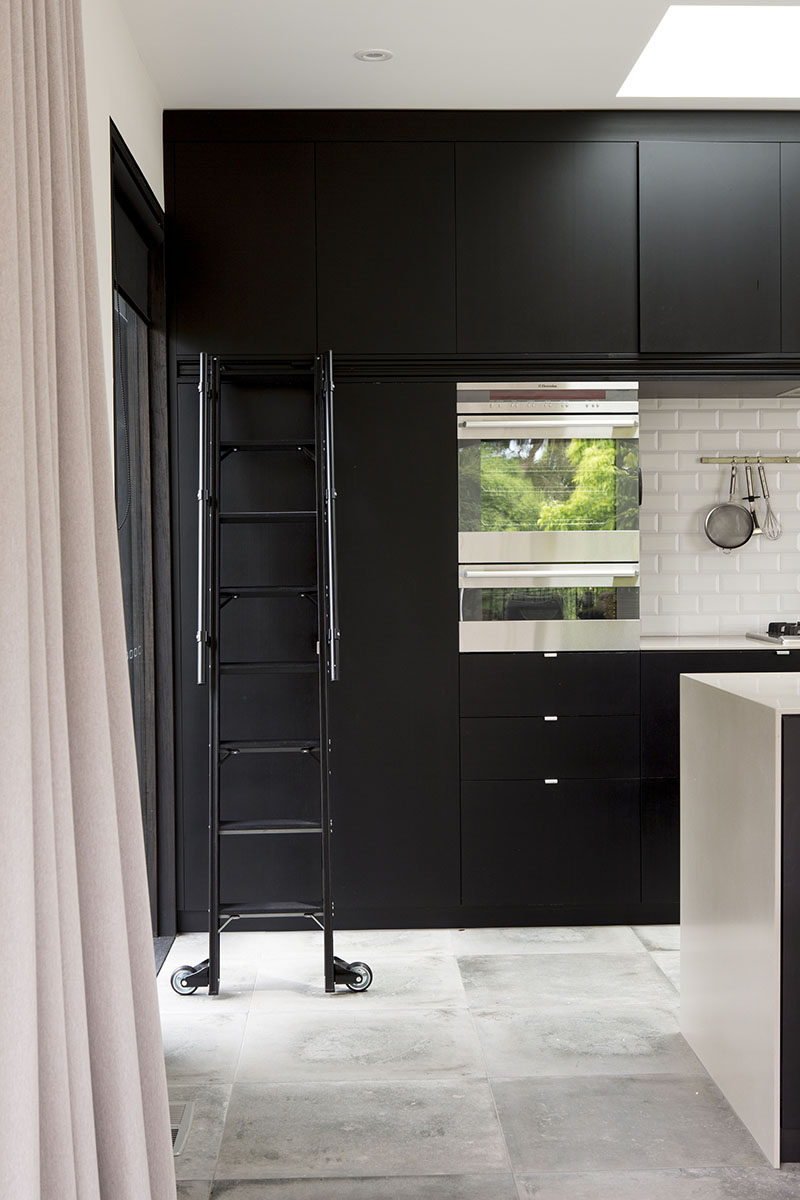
left=704, top=463, right=754, bottom=550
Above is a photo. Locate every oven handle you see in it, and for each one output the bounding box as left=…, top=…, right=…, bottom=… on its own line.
left=458, top=415, right=639, bottom=429
left=461, top=566, right=639, bottom=579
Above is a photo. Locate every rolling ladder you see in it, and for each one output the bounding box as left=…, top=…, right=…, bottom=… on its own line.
left=170, top=352, right=371, bottom=996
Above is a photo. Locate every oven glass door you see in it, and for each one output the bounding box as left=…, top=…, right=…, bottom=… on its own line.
left=458, top=564, right=640, bottom=652
left=457, top=407, right=639, bottom=564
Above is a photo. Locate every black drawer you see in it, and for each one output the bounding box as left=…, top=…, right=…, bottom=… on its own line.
left=461, top=778, right=640, bottom=906
left=460, top=715, right=640, bottom=780
left=460, top=651, right=640, bottom=717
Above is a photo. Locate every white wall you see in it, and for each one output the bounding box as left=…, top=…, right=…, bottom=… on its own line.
left=639, top=396, right=800, bottom=636
left=81, top=0, right=164, bottom=415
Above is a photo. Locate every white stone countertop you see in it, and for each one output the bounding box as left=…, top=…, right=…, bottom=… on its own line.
left=640, top=635, right=798, bottom=652
left=682, top=670, right=800, bottom=712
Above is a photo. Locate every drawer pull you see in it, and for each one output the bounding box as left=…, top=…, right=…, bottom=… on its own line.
left=544, top=715, right=558, bottom=722
left=543, top=652, right=558, bottom=658
left=777, top=650, right=790, bottom=656
left=545, top=778, right=559, bottom=784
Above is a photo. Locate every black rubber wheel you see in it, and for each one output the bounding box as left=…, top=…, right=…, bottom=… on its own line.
left=345, top=962, right=373, bottom=992
left=170, top=965, right=199, bottom=996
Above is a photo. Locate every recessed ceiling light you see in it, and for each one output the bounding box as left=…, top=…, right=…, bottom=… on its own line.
left=618, top=5, right=800, bottom=98
left=354, top=49, right=393, bottom=63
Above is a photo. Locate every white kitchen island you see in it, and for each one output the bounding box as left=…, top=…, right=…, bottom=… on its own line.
left=680, top=671, right=800, bottom=1167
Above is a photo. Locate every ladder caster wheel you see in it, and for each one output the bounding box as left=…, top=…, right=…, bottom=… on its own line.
left=170, top=965, right=199, bottom=996
left=345, top=962, right=373, bottom=992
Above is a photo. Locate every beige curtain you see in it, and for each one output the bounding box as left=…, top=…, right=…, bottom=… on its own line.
left=0, top=0, right=176, bottom=1196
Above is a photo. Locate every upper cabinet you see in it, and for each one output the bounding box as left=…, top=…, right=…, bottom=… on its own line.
left=455, top=141, right=639, bottom=354
left=639, top=141, right=781, bottom=353
left=781, top=144, right=800, bottom=352
left=170, top=141, right=316, bottom=355
left=316, top=142, right=456, bottom=354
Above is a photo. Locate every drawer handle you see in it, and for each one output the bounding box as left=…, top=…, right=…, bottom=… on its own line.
left=544, top=652, right=558, bottom=658
left=777, top=650, right=790, bottom=656
left=545, top=778, right=559, bottom=784
left=544, top=715, right=558, bottom=722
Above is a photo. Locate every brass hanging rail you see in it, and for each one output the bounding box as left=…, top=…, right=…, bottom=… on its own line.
left=698, top=455, right=800, bottom=464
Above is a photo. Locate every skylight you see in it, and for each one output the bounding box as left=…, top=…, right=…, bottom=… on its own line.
left=617, top=5, right=800, bottom=98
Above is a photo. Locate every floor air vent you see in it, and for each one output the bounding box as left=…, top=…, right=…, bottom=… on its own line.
left=169, top=1101, right=194, bottom=1156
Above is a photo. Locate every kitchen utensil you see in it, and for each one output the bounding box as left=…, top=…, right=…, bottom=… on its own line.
left=744, top=463, right=762, bottom=535
left=757, top=462, right=782, bottom=540
left=704, top=462, right=754, bottom=551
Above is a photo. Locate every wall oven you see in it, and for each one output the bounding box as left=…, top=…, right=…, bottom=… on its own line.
left=457, top=381, right=640, bottom=652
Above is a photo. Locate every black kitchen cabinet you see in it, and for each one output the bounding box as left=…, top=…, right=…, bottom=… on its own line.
left=461, top=715, right=640, bottom=781
left=328, top=380, right=460, bottom=919
left=639, top=141, right=781, bottom=353
left=316, top=142, right=456, bottom=354
left=460, top=651, right=640, bottom=717
left=455, top=141, right=638, bottom=353
left=781, top=144, right=800, bottom=352
left=640, top=647, right=800, bottom=912
left=169, top=141, right=316, bottom=355
left=462, top=779, right=640, bottom=907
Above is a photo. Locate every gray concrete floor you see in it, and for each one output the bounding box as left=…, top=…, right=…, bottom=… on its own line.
left=158, top=925, right=800, bottom=1199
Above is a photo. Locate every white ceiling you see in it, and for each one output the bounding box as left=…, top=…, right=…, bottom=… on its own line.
left=118, top=0, right=800, bottom=111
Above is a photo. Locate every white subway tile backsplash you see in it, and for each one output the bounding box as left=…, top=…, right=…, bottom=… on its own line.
left=639, top=397, right=800, bottom=635
left=659, top=431, right=700, bottom=452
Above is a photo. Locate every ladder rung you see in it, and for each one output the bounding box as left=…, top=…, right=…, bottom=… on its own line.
left=220, top=440, right=315, bottom=452
left=219, top=661, right=318, bottom=674
left=219, top=902, right=323, bottom=917
left=219, top=586, right=317, bottom=598
left=219, top=820, right=323, bottom=835
left=220, top=740, right=320, bottom=755
left=219, top=511, right=316, bottom=524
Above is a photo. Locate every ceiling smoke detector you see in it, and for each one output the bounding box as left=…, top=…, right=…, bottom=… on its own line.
left=354, top=49, right=393, bottom=63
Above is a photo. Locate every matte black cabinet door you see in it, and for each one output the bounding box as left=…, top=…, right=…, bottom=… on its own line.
left=641, top=649, right=799, bottom=778
left=316, top=142, right=456, bottom=353
left=461, top=715, right=640, bottom=781
left=328, top=381, right=460, bottom=913
left=639, top=141, right=780, bottom=353
left=782, top=144, right=800, bottom=352
left=170, top=142, right=316, bottom=355
left=455, top=141, right=638, bottom=353
left=460, top=651, right=640, bottom=717
left=462, top=780, right=640, bottom=906
left=641, top=778, right=679, bottom=907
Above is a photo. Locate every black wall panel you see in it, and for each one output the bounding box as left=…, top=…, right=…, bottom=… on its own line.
left=782, top=144, right=800, bottom=352
left=328, top=381, right=460, bottom=915
left=170, top=141, right=316, bottom=354
left=316, top=142, right=456, bottom=353
left=639, top=141, right=781, bottom=352
left=455, top=141, right=639, bottom=353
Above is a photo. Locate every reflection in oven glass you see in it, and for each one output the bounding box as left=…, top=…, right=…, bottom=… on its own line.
left=460, top=587, right=641, bottom=622
left=458, top=438, right=639, bottom=533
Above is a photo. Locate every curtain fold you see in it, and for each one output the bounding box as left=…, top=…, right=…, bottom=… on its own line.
left=0, top=1, right=176, bottom=1196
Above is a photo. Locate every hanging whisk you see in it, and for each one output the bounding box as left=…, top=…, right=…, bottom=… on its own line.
left=757, top=463, right=782, bottom=540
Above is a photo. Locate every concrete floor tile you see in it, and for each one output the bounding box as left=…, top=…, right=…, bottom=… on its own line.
left=517, top=1166, right=800, bottom=1198
left=176, top=1183, right=213, bottom=1200
left=236, top=1007, right=485, bottom=1082
left=634, top=925, right=681, bottom=952
left=162, top=1012, right=247, bottom=1083
left=493, top=1075, right=766, bottom=1173
left=210, top=1176, right=519, bottom=1199
left=452, top=926, right=646, bottom=956
left=250, top=953, right=467, bottom=1012
left=472, top=1004, right=704, bottom=1077
left=169, top=1085, right=231, bottom=1181
left=459, top=953, right=678, bottom=1010
left=215, top=1080, right=509, bottom=1178
left=651, top=949, right=681, bottom=991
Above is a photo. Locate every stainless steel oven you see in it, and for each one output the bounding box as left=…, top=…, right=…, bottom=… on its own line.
left=457, top=381, right=640, bottom=652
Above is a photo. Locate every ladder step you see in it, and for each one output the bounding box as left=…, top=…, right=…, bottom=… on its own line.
left=219, top=901, right=323, bottom=917
left=219, top=820, right=323, bottom=835
left=219, top=585, right=317, bottom=599
left=220, top=440, right=315, bottom=452
left=220, top=739, right=320, bottom=755
left=219, top=510, right=316, bottom=524
left=219, top=661, right=318, bottom=674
